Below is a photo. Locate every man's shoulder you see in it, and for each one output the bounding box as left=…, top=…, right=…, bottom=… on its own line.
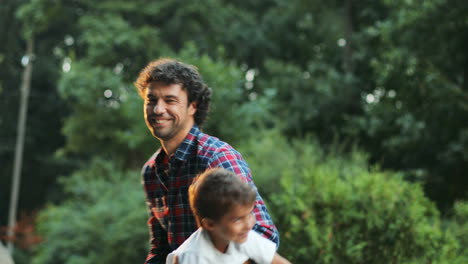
left=142, top=150, right=160, bottom=169
left=194, top=131, right=251, bottom=176
left=196, top=131, right=239, bottom=157
left=143, top=149, right=161, bottom=166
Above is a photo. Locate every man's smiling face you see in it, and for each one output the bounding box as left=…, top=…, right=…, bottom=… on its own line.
left=144, top=81, right=196, bottom=144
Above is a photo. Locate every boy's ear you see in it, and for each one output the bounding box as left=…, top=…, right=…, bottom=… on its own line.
left=201, top=218, right=216, bottom=230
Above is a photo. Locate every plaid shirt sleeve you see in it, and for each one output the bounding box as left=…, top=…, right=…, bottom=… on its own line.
left=142, top=158, right=173, bottom=264
left=209, top=149, right=280, bottom=247
left=145, top=209, right=171, bottom=264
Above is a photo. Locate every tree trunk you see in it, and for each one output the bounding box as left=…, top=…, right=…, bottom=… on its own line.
left=7, top=37, right=34, bottom=254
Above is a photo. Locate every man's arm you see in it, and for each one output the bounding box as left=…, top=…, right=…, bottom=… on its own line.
left=141, top=155, right=173, bottom=264
left=145, top=212, right=172, bottom=264
left=271, top=253, right=292, bottom=264
left=241, top=254, right=292, bottom=264
left=210, top=150, right=280, bottom=246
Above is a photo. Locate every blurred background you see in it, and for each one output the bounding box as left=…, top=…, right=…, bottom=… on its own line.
left=1, top=0, right=467, bottom=263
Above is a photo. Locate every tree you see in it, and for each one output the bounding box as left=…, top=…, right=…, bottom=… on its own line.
left=349, top=0, right=468, bottom=211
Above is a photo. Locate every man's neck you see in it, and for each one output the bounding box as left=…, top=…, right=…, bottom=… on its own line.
left=160, top=124, right=194, bottom=156
left=161, top=140, right=180, bottom=157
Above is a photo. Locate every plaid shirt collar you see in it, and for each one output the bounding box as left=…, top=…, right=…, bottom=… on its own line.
left=172, top=125, right=201, bottom=162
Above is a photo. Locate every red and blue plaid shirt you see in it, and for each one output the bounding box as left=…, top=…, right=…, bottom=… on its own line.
left=142, top=125, right=279, bottom=264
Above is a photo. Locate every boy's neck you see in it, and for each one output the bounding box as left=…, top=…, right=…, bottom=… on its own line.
left=206, top=230, right=229, bottom=253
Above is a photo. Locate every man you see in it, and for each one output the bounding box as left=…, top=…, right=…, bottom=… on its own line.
left=134, top=58, right=279, bottom=264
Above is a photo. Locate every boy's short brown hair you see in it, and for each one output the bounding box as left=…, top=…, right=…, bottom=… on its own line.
left=189, top=168, right=256, bottom=226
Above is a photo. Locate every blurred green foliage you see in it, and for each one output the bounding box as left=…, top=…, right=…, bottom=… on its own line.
left=249, top=132, right=456, bottom=263
left=31, top=158, right=148, bottom=264
left=1, top=0, right=467, bottom=263
left=445, top=201, right=468, bottom=263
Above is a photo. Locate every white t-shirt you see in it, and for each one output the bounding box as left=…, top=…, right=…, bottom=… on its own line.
left=166, top=228, right=276, bottom=264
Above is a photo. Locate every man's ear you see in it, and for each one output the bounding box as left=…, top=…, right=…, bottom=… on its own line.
left=201, top=218, right=216, bottom=230
left=188, top=102, right=197, bottom=116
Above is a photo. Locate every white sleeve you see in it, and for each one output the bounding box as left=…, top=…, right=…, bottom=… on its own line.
left=243, top=230, right=277, bottom=264
left=166, top=252, right=175, bottom=264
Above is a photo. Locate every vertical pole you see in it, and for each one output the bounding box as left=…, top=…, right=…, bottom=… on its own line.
left=7, top=37, right=34, bottom=254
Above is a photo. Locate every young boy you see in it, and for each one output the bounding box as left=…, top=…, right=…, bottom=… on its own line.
left=166, top=168, right=291, bottom=264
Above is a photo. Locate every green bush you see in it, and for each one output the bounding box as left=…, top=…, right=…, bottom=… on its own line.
left=31, top=158, right=148, bottom=264
left=242, top=130, right=455, bottom=263
left=238, top=129, right=298, bottom=194
left=453, top=201, right=468, bottom=255
left=443, top=201, right=468, bottom=263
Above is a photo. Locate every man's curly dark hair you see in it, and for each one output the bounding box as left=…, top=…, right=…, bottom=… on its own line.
left=134, top=58, right=212, bottom=127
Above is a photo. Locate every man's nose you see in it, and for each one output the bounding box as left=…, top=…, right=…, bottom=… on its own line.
left=153, top=101, right=166, bottom=114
